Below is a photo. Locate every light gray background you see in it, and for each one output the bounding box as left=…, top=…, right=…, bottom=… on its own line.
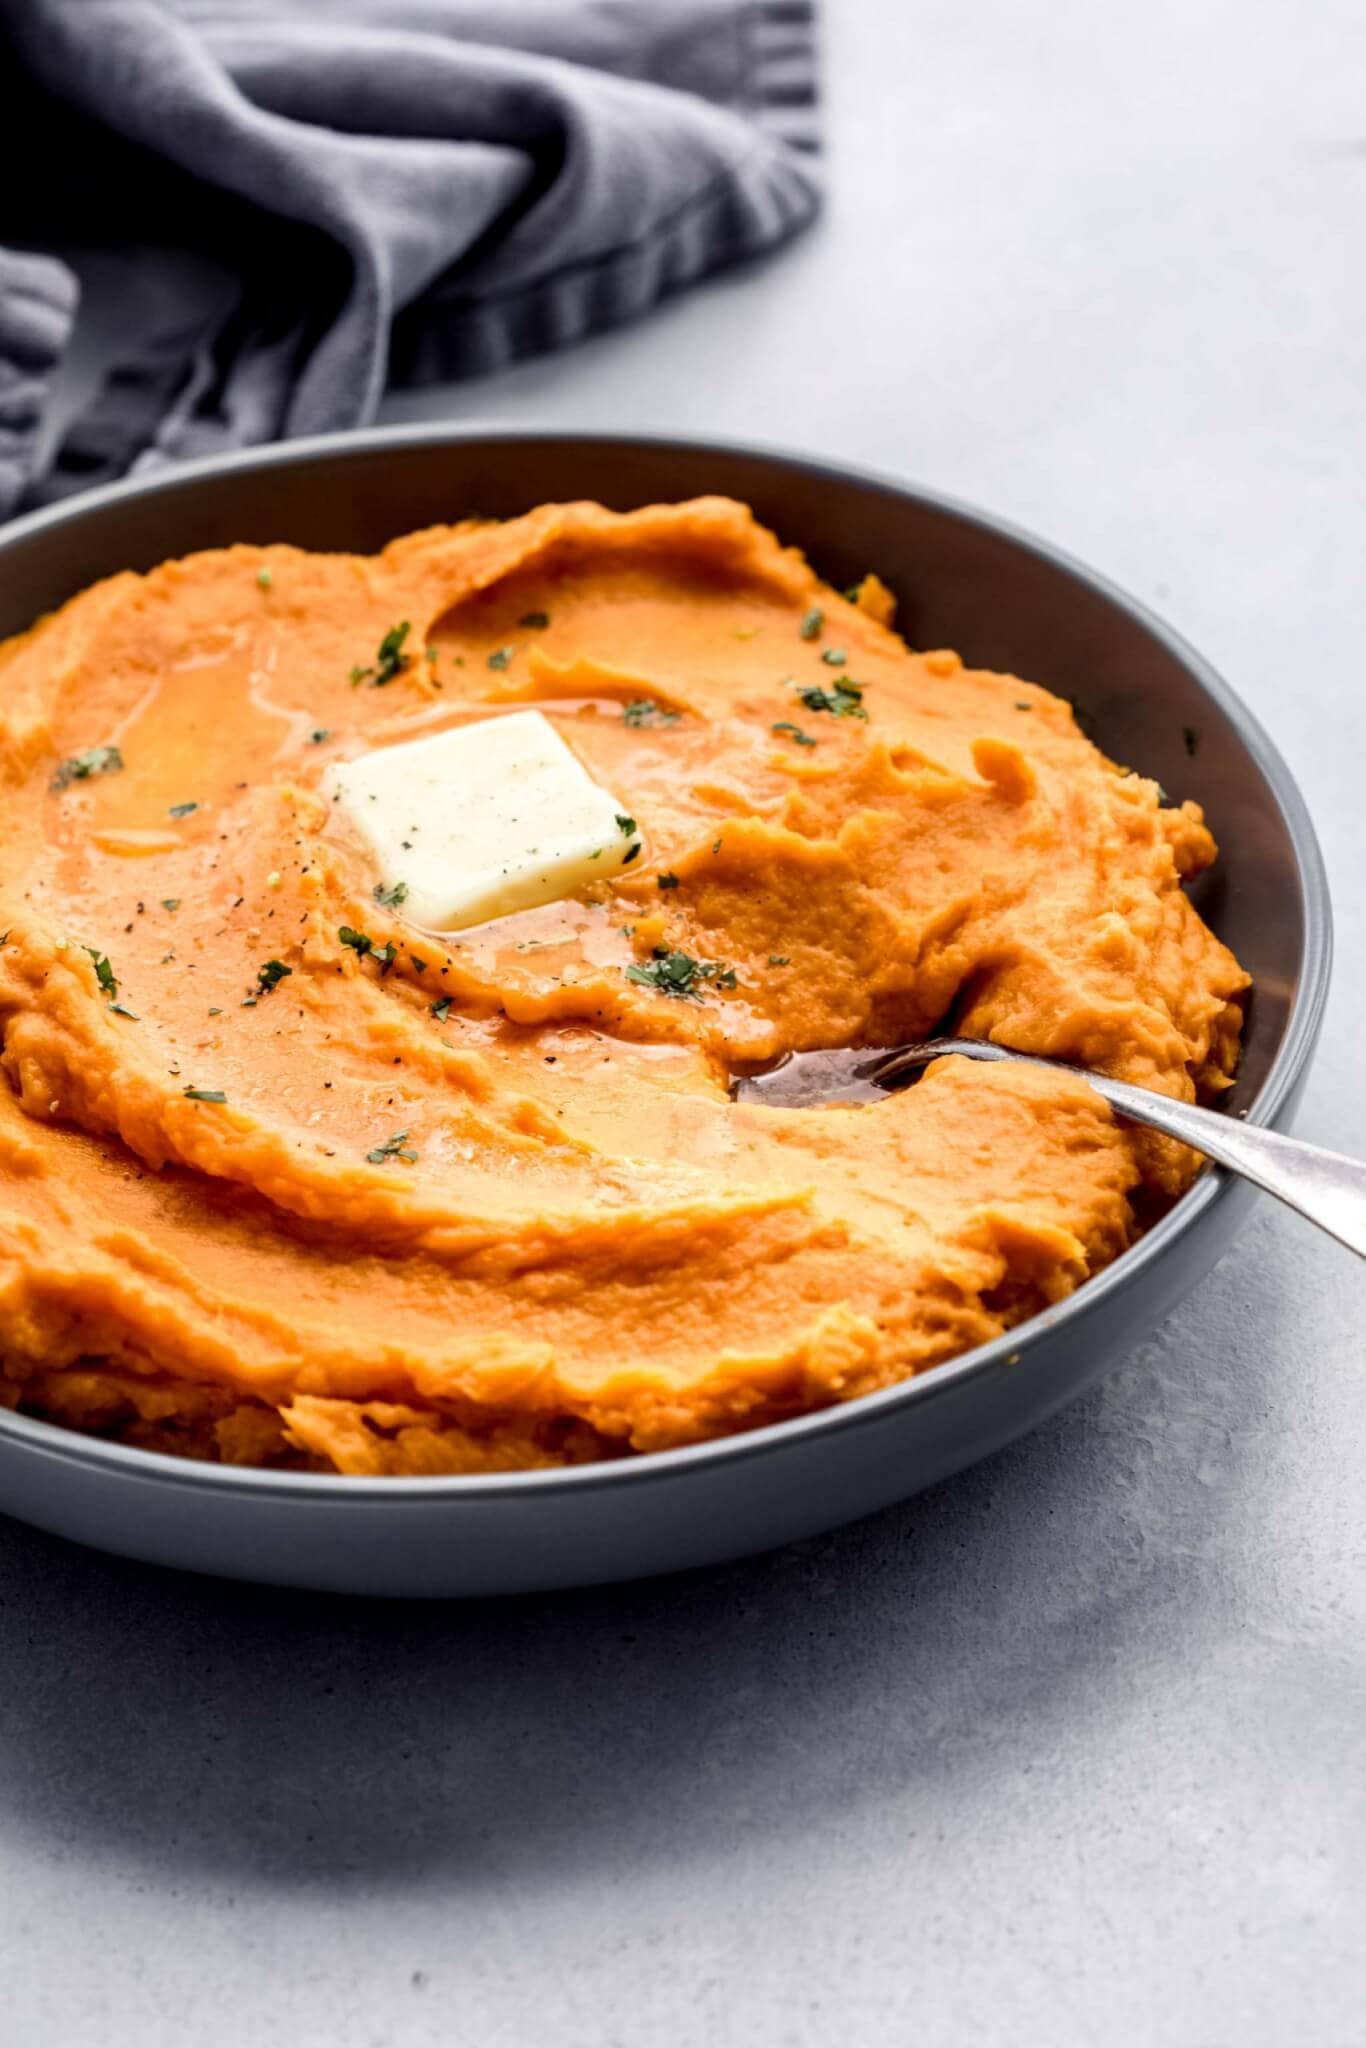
left=6, top=2, right=1364, bottom=2041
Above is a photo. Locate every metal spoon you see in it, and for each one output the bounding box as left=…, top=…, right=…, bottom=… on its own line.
left=731, top=1037, right=1366, bottom=1260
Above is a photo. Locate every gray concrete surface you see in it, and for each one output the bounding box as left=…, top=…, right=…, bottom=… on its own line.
left=5, top=1, right=1364, bottom=2040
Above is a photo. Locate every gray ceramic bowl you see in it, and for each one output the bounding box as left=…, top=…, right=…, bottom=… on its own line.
left=0, top=427, right=1331, bottom=1595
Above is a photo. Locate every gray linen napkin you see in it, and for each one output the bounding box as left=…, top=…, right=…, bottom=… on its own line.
left=0, top=0, right=820, bottom=515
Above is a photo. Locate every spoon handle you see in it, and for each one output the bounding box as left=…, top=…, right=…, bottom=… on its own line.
left=1084, top=1072, right=1366, bottom=1260
left=875, top=1040, right=1366, bottom=1261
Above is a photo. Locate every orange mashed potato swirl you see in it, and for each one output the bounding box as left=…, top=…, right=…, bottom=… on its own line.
left=0, top=499, right=1248, bottom=1474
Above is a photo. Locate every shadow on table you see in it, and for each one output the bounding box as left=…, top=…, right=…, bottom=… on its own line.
left=0, top=1220, right=1293, bottom=1894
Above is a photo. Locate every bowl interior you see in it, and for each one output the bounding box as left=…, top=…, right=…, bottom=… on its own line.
left=1, top=430, right=1313, bottom=1118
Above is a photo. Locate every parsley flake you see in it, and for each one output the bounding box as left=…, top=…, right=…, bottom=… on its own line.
left=351, top=621, right=413, bottom=688
left=768, top=955, right=791, bottom=967
left=50, top=745, right=123, bottom=792
left=366, top=1129, right=418, bottom=1166
left=255, top=959, right=292, bottom=996
left=625, top=949, right=737, bottom=1001
left=794, top=680, right=867, bottom=721
left=657, top=872, right=680, bottom=890
left=84, top=947, right=117, bottom=998
left=622, top=699, right=681, bottom=729
left=309, top=728, right=330, bottom=745
left=799, top=606, right=823, bottom=641
left=820, top=648, right=848, bottom=667
left=168, top=800, right=198, bottom=818
left=518, top=610, right=550, bottom=629
left=614, top=813, right=637, bottom=838
left=256, top=567, right=273, bottom=591
left=339, top=926, right=397, bottom=972
left=183, top=1087, right=227, bottom=1104
left=772, top=720, right=817, bottom=747
left=162, top=898, right=180, bottom=911
left=108, top=1001, right=139, bottom=1020
left=373, top=880, right=409, bottom=910
left=431, top=997, right=452, bottom=1022
left=487, top=645, right=515, bottom=671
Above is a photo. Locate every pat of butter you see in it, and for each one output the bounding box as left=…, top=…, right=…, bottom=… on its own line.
left=323, top=710, right=637, bottom=931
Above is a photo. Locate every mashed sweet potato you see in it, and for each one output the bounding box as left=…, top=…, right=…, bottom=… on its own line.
left=0, top=499, right=1248, bottom=1473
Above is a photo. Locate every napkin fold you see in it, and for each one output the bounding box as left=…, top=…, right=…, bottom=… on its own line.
left=0, top=0, right=820, bottom=514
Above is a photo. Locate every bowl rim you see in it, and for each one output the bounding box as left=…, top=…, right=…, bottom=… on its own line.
left=0, top=422, right=1334, bottom=1502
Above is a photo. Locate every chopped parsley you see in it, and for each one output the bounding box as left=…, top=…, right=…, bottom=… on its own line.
left=518, top=610, right=550, bottom=629
left=84, top=947, right=117, bottom=998
left=772, top=720, right=817, bottom=747
left=425, top=646, right=438, bottom=664
left=183, top=1087, right=227, bottom=1104
left=622, top=699, right=681, bottom=728
left=339, top=925, right=396, bottom=970
left=1014, top=700, right=1032, bottom=711
left=799, top=607, right=824, bottom=641
left=351, top=621, right=413, bottom=688
left=373, top=880, right=409, bottom=909
left=768, top=955, right=791, bottom=966
left=794, top=680, right=867, bottom=721
left=168, top=800, right=198, bottom=818
left=161, top=898, right=180, bottom=911
left=657, top=872, right=680, bottom=890
left=50, top=745, right=123, bottom=792
left=256, top=567, right=273, bottom=591
left=255, top=958, right=292, bottom=996
left=431, top=997, right=452, bottom=1021
left=820, top=648, right=848, bottom=667
left=366, top=1129, right=418, bottom=1166
left=108, top=1001, right=139, bottom=1020
left=621, top=842, right=641, bottom=866
left=309, top=728, right=330, bottom=745
left=625, top=949, right=737, bottom=1001
left=487, top=645, right=515, bottom=671
left=410, top=954, right=427, bottom=974
left=615, top=813, right=637, bottom=838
